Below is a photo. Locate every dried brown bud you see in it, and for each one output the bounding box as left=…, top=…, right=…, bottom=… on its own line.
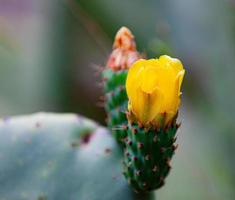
left=106, top=27, right=142, bottom=71
left=113, top=27, right=136, bottom=51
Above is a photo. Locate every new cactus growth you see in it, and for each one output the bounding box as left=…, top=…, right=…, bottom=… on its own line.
left=123, top=56, right=185, bottom=192
left=102, top=28, right=185, bottom=192
left=102, top=27, right=142, bottom=145
left=122, top=119, right=179, bottom=192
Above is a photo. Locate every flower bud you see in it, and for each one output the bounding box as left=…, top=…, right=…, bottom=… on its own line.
left=107, top=27, right=142, bottom=71
left=126, top=55, right=185, bottom=127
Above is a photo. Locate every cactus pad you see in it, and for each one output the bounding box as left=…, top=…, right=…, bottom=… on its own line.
left=102, top=68, right=128, bottom=145
left=123, top=122, right=178, bottom=192
left=0, top=113, right=153, bottom=200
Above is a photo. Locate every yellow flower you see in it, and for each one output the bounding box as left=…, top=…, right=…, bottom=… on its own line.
left=126, top=55, right=185, bottom=127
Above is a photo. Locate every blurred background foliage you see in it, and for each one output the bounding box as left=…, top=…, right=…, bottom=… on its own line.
left=0, top=0, right=235, bottom=199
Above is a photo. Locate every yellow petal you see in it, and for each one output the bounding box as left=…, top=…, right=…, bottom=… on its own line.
left=139, top=65, right=160, bottom=93
left=131, top=86, right=163, bottom=124
left=126, top=59, right=146, bottom=98
left=153, top=67, right=175, bottom=113
left=159, top=55, right=184, bottom=75
left=169, top=69, right=185, bottom=114
left=176, top=70, right=185, bottom=96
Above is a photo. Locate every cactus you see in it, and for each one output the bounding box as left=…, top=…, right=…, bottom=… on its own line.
left=122, top=121, right=179, bottom=192
left=0, top=113, right=154, bottom=200
left=102, top=69, right=128, bottom=146
left=102, top=28, right=185, bottom=193
left=0, top=26, right=184, bottom=197
left=102, top=27, right=142, bottom=146
left=121, top=53, right=185, bottom=192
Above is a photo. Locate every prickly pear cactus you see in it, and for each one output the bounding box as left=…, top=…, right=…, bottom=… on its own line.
left=102, top=27, right=141, bottom=145
left=0, top=113, right=154, bottom=200
left=102, top=27, right=185, bottom=193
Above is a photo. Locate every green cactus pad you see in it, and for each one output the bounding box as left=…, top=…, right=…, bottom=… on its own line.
left=0, top=113, right=154, bottom=200
left=123, top=122, right=178, bottom=192
left=102, top=69, right=128, bottom=145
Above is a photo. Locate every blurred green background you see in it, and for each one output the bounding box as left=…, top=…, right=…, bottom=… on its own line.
left=0, top=0, right=235, bottom=199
